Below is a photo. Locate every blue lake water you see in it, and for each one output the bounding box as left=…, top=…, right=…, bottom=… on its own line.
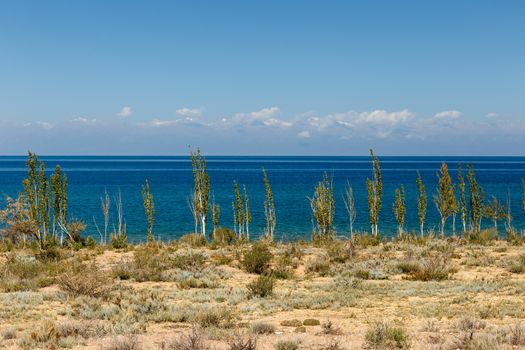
left=1, top=156, right=524, bottom=242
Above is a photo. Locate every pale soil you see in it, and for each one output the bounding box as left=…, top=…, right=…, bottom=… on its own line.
left=1, top=239, right=525, bottom=349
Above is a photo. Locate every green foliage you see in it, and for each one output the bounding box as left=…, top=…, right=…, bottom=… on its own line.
left=433, top=162, right=456, bottom=238
left=179, top=233, right=208, bottom=247
left=242, top=242, right=273, bottom=274
left=484, top=196, right=506, bottom=232
left=247, top=274, right=274, bottom=298
left=275, top=340, right=299, bottom=350
left=22, top=152, right=51, bottom=249
left=50, top=165, right=68, bottom=244
left=467, top=164, right=485, bottom=233
left=263, top=167, right=276, bottom=241
left=366, top=149, right=382, bottom=237
left=468, top=228, right=498, bottom=245
left=508, top=254, right=525, bottom=274
left=212, top=226, right=236, bottom=245
left=250, top=322, right=275, bottom=334
left=458, top=164, right=468, bottom=235
left=416, top=171, right=427, bottom=237
left=392, top=185, right=406, bottom=238
left=141, top=179, right=155, bottom=242
left=111, top=230, right=128, bottom=249
left=190, top=147, right=210, bottom=237
left=365, top=321, right=410, bottom=349
left=309, top=172, right=335, bottom=241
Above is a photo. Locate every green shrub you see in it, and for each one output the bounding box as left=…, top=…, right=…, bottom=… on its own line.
left=409, top=256, right=455, bottom=281
left=250, top=322, right=275, bottom=334
left=305, top=256, right=330, bottom=276
left=469, top=229, right=498, bottom=245
left=193, top=307, right=237, bottom=328
left=242, top=242, right=273, bottom=274
left=179, top=233, right=207, bottom=247
left=275, top=340, right=299, bottom=350
left=110, top=232, right=128, bottom=249
left=229, top=335, right=257, bottom=350
left=365, top=321, right=410, bottom=349
left=508, top=254, right=525, bottom=274
left=247, top=274, right=274, bottom=298
left=303, top=318, right=320, bottom=326
left=212, top=227, right=237, bottom=245
left=57, top=260, right=111, bottom=297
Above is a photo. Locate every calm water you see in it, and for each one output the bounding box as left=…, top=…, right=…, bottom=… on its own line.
left=1, top=156, right=524, bottom=242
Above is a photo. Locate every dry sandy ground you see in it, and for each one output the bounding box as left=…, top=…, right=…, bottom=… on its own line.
left=1, top=238, right=525, bottom=349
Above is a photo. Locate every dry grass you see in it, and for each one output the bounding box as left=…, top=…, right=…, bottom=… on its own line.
left=1, top=239, right=525, bottom=349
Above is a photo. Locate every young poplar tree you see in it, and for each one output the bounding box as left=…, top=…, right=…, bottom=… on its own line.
left=50, top=165, right=68, bottom=245
left=22, top=152, right=51, bottom=249
left=433, top=162, right=455, bottom=239
left=233, top=181, right=245, bottom=238
left=308, top=172, right=335, bottom=240
left=415, top=171, right=427, bottom=238
left=457, top=164, right=468, bottom=235
left=187, top=192, right=198, bottom=234
left=190, top=148, right=210, bottom=237
left=142, top=179, right=155, bottom=242
left=467, top=164, right=485, bottom=232
left=243, top=185, right=251, bottom=240
left=211, top=198, right=220, bottom=239
left=392, top=185, right=406, bottom=238
left=451, top=187, right=458, bottom=237
left=231, top=201, right=237, bottom=234
left=522, top=179, right=525, bottom=218
left=262, top=167, right=276, bottom=241
left=366, top=149, right=382, bottom=237
left=342, top=181, right=356, bottom=238
left=484, top=196, right=505, bottom=232
left=504, top=190, right=515, bottom=241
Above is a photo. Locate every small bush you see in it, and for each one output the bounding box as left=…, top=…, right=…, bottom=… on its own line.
left=193, top=307, right=236, bottom=328
left=508, top=254, right=525, bottom=274
left=242, top=242, right=273, bottom=274
left=212, top=227, right=237, bottom=245
left=321, top=340, right=344, bottom=350
left=469, top=228, right=498, bottom=245
left=365, top=321, right=410, bottom=349
left=327, top=240, right=356, bottom=263
left=103, top=336, right=141, bottom=350
left=164, top=328, right=208, bottom=350
left=57, top=260, right=111, bottom=297
left=280, top=320, right=302, bottom=327
left=275, top=340, right=299, bottom=350
left=229, top=335, right=257, bottom=350
left=408, top=255, right=455, bottom=281
left=180, top=233, right=208, bottom=248
left=305, top=256, right=330, bottom=276
left=250, top=322, right=275, bottom=335
left=320, top=320, right=341, bottom=335
left=247, top=274, right=274, bottom=298
left=110, top=232, right=128, bottom=249
left=303, top=318, right=320, bottom=326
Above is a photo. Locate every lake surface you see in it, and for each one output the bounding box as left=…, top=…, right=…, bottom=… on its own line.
left=1, top=156, right=524, bottom=242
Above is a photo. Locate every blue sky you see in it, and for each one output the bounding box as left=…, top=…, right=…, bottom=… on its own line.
left=0, top=0, right=524, bottom=155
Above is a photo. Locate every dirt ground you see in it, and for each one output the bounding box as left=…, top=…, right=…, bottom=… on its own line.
left=1, top=237, right=525, bottom=349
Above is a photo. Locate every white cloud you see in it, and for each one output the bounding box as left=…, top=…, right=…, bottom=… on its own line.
left=117, top=106, right=132, bottom=118
left=357, top=109, right=413, bottom=125
left=486, top=112, right=499, bottom=119
left=24, top=121, right=54, bottom=129
left=176, top=107, right=203, bottom=118
left=250, top=106, right=280, bottom=119
left=297, top=130, right=311, bottom=138
left=433, top=110, right=461, bottom=120
left=145, top=119, right=179, bottom=127
left=219, top=106, right=292, bottom=129
left=70, top=117, right=98, bottom=125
